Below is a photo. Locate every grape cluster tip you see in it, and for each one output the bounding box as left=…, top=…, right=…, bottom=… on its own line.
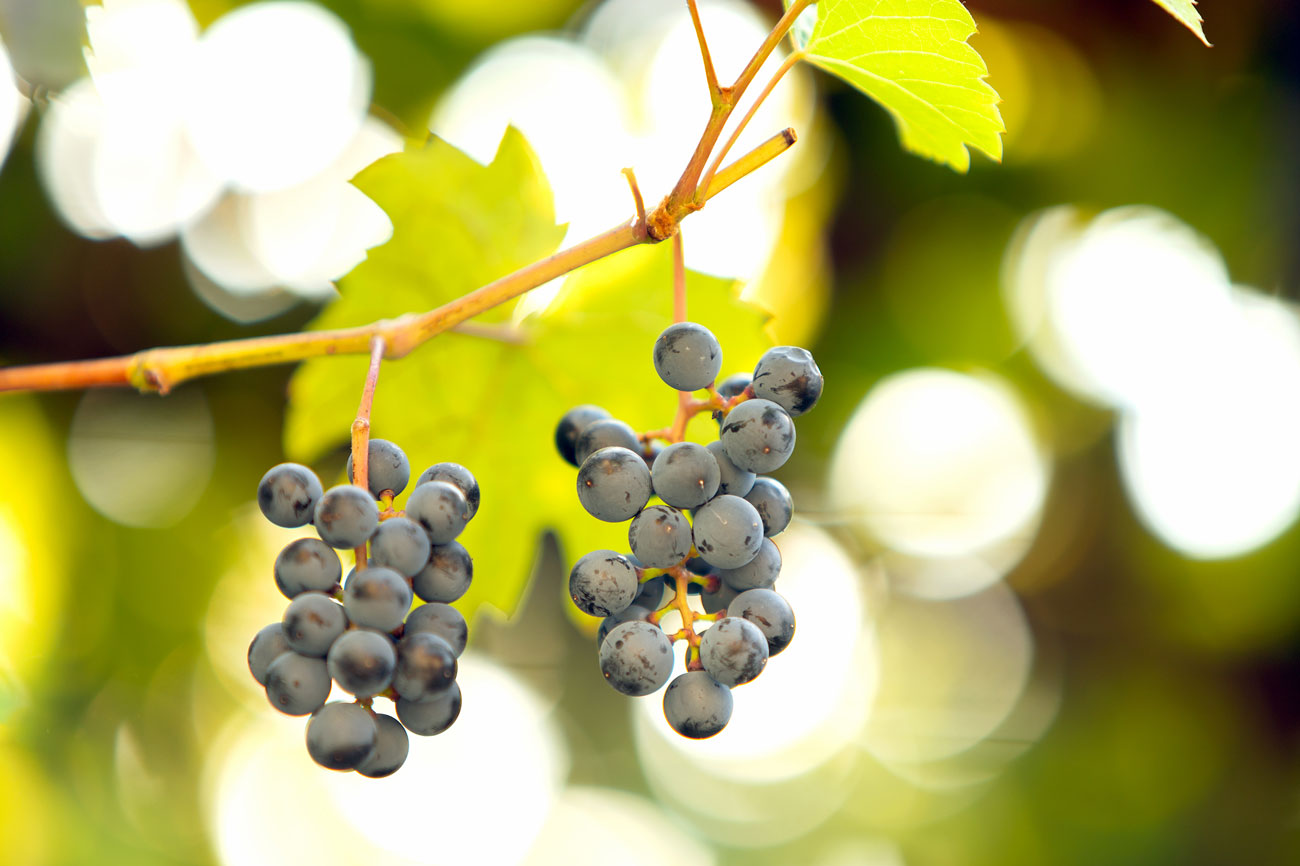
left=247, top=440, right=480, bottom=775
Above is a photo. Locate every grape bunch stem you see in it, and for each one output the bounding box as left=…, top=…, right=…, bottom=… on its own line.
left=0, top=0, right=813, bottom=395
left=349, top=336, right=386, bottom=567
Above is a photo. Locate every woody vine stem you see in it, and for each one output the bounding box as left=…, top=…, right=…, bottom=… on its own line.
left=0, top=0, right=815, bottom=395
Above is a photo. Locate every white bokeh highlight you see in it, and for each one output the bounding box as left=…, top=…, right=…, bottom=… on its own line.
left=185, top=1, right=371, bottom=193
left=830, top=369, right=1048, bottom=597
left=862, top=581, right=1034, bottom=768
left=431, top=0, right=817, bottom=314
left=83, top=0, right=223, bottom=245
left=1005, top=206, right=1235, bottom=410
left=0, top=34, right=27, bottom=171
left=207, top=656, right=566, bottom=866
left=521, top=787, right=715, bottom=866
left=1007, top=205, right=1300, bottom=559
left=1118, top=288, right=1300, bottom=558
left=67, top=388, right=214, bottom=528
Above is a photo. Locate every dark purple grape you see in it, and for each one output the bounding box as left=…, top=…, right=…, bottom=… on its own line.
left=346, top=439, right=410, bottom=497
left=274, top=538, right=342, bottom=599
left=257, top=463, right=323, bottom=528
left=416, top=463, right=480, bottom=520
left=556, top=405, right=612, bottom=466
left=306, top=702, right=377, bottom=770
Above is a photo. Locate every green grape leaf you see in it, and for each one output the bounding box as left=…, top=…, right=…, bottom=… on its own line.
left=801, top=0, right=1004, bottom=172
left=316, top=127, right=568, bottom=332
left=1150, top=0, right=1211, bottom=46
left=285, top=131, right=770, bottom=622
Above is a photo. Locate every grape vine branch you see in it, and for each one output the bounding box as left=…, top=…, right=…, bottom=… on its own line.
left=0, top=0, right=815, bottom=396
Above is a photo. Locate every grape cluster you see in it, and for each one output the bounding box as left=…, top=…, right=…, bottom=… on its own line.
left=558, top=323, right=821, bottom=738
left=246, top=440, right=479, bottom=775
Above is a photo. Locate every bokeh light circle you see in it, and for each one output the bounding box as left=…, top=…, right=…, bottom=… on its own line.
left=862, top=580, right=1034, bottom=767
left=36, top=78, right=116, bottom=239
left=186, top=1, right=371, bottom=192
left=67, top=388, right=215, bottom=528
left=830, top=368, right=1048, bottom=596
left=1006, top=206, right=1235, bottom=409
left=207, top=656, right=565, bottom=866
left=0, top=34, right=25, bottom=171
left=1117, top=289, right=1300, bottom=558
left=521, top=787, right=715, bottom=866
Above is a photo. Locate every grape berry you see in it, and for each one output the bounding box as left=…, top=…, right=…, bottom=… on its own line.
left=248, top=439, right=479, bottom=775
left=558, top=324, right=820, bottom=738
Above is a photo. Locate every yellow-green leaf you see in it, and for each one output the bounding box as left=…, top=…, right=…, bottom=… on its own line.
left=802, top=0, right=1004, bottom=172
left=284, top=131, right=770, bottom=622
left=317, top=128, right=567, bottom=333
left=1150, top=0, right=1211, bottom=46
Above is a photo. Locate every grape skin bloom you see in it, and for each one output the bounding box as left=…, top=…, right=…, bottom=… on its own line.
left=574, top=418, right=641, bottom=466
left=556, top=405, right=612, bottom=466
left=313, top=484, right=380, bottom=549
left=663, top=671, right=732, bottom=739
left=743, top=476, right=793, bottom=537
left=247, top=622, right=292, bottom=685
left=692, top=494, right=764, bottom=569
left=257, top=463, right=323, bottom=528
left=577, top=446, right=652, bottom=522
left=356, top=713, right=410, bottom=778
left=264, top=652, right=330, bottom=716
left=343, top=567, right=413, bottom=633
left=651, top=442, right=721, bottom=508
left=281, top=592, right=347, bottom=657
left=597, top=604, right=652, bottom=647
left=274, top=537, right=342, bottom=598
left=416, top=462, right=481, bottom=519
left=699, top=616, right=769, bottom=687
left=751, top=345, right=824, bottom=416
left=719, top=537, right=781, bottom=591
left=306, top=701, right=377, bottom=771
left=369, top=516, right=432, bottom=577
left=404, top=602, right=469, bottom=657
left=569, top=550, right=639, bottom=617
left=396, top=681, right=461, bottom=736
left=392, top=632, right=458, bottom=702
left=412, top=541, right=473, bottom=603
left=706, top=440, right=755, bottom=497
left=719, top=399, right=796, bottom=474
left=406, top=480, right=471, bottom=545
left=347, top=438, right=411, bottom=497
left=327, top=629, right=397, bottom=698
left=628, top=505, right=693, bottom=568
left=653, top=322, right=723, bottom=392
left=728, top=588, right=796, bottom=656
left=599, top=620, right=674, bottom=696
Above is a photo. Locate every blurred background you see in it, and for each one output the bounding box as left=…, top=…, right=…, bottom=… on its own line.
left=2, top=0, right=1300, bottom=863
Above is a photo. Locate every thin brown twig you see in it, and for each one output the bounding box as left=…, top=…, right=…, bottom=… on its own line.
left=698, top=51, right=802, bottom=201
left=622, top=167, right=646, bottom=226
left=0, top=4, right=810, bottom=396
left=672, top=231, right=687, bottom=324
left=350, top=335, right=385, bottom=567
left=651, top=0, right=814, bottom=232
left=450, top=321, right=528, bottom=345
left=686, top=0, right=723, bottom=102
left=704, top=128, right=797, bottom=200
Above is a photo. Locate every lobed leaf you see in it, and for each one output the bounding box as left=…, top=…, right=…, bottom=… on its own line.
left=1149, top=0, right=1211, bottom=46
left=802, top=0, right=1004, bottom=172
